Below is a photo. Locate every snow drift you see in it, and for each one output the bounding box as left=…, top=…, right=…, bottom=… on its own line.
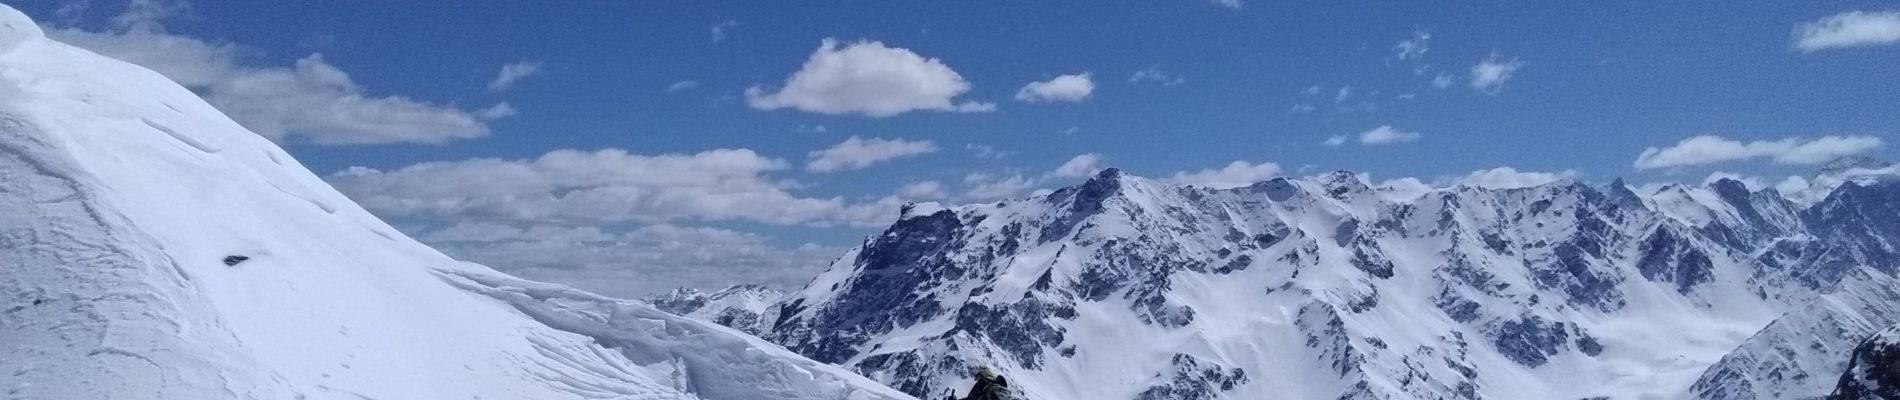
left=0, top=5, right=911, bottom=400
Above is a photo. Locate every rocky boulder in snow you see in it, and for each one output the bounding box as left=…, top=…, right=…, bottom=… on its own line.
left=1830, top=325, right=1900, bottom=400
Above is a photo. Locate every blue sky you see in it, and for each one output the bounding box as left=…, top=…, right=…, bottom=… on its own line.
left=15, top=0, right=1900, bottom=296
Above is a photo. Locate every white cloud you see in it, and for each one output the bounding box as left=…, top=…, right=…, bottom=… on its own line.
left=710, top=19, right=738, bottom=43
left=327, top=148, right=902, bottom=228
left=966, top=144, right=1015, bottom=159
left=1632, top=135, right=1885, bottom=169
left=1288, top=104, right=1317, bottom=114
left=1129, top=67, right=1186, bottom=86
left=1431, top=74, right=1455, bottom=89
left=1454, top=167, right=1577, bottom=189
left=1302, top=84, right=1323, bottom=95
left=896, top=181, right=948, bottom=200
left=963, top=172, right=1040, bottom=201
left=805, top=136, right=939, bottom=173
left=1211, top=0, right=1243, bottom=10
left=1322, top=135, right=1348, bottom=146
left=745, top=38, right=994, bottom=117
left=1393, top=30, right=1431, bottom=60
left=1051, top=153, right=1108, bottom=178
left=1469, top=54, right=1522, bottom=93
left=419, top=222, right=843, bottom=297
left=47, top=9, right=493, bottom=146
left=1167, top=161, right=1283, bottom=189
left=1794, top=11, right=1900, bottom=51
left=1774, top=175, right=1812, bottom=195
left=1335, top=85, right=1353, bottom=104
left=477, top=102, right=518, bottom=119
left=1377, top=177, right=1434, bottom=200
left=1016, top=73, right=1095, bottom=103
left=1357, top=125, right=1422, bottom=145
left=665, top=80, right=698, bottom=92
left=487, top=60, right=541, bottom=92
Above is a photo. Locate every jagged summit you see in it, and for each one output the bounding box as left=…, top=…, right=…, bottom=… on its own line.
left=763, top=160, right=1900, bottom=399
left=0, top=5, right=911, bottom=399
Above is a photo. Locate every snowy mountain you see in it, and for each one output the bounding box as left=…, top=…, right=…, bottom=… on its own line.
left=647, top=285, right=785, bottom=336
left=760, top=165, right=1900, bottom=399
left=1826, top=324, right=1900, bottom=400
left=0, top=5, right=912, bottom=400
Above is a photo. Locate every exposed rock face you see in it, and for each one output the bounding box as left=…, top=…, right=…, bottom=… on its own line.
left=744, top=165, right=1900, bottom=399
left=1829, top=325, right=1900, bottom=400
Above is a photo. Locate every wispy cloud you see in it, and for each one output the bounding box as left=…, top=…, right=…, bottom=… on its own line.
left=1793, top=11, right=1900, bottom=51
left=488, top=60, right=542, bottom=92
left=1633, top=135, right=1885, bottom=169
left=1469, top=54, right=1522, bottom=93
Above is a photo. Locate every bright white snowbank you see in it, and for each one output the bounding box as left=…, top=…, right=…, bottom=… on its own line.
left=0, top=4, right=912, bottom=399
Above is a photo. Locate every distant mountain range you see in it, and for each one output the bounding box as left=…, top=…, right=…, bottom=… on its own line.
left=673, top=160, right=1900, bottom=399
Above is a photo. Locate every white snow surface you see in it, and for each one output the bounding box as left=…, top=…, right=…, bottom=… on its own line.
left=0, top=5, right=912, bottom=400
left=768, top=167, right=1900, bottom=399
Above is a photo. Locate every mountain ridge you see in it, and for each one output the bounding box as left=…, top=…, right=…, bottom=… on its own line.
left=757, top=162, right=1900, bottom=399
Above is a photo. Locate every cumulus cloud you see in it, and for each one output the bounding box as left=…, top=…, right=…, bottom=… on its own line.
left=1632, top=135, right=1885, bottom=169
left=1051, top=153, right=1108, bottom=178
left=1016, top=73, right=1095, bottom=103
left=745, top=38, right=994, bottom=117
left=1357, top=125, right=1423, bottom=145
left=1469, top=54, right=1522, bottom=93
left=419, top=222, right=843, bottom=297
left=47, top=6, right=494, bottom=146
left=1794, top=11, right=1900, bottom=51
left=487, top=61, right=541, bottom=92
left=1167, top=161, right=1283, bottom=189
left=805, top=136, right=939, bottom=173
left=327, top=148, right=902, bottom=228
left=1322, top=135, right=1348, bottom=146
left=1211, top=0, right=1243, bottom=10
left=1454, top=167, right=1577, bottom=189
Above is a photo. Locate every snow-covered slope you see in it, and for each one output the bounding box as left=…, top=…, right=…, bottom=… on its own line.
left=762, top=165, right=1900, bottom=399
left=647, top=285, right=785, bottom=336
left=0, top=5, right=912, bottom=399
